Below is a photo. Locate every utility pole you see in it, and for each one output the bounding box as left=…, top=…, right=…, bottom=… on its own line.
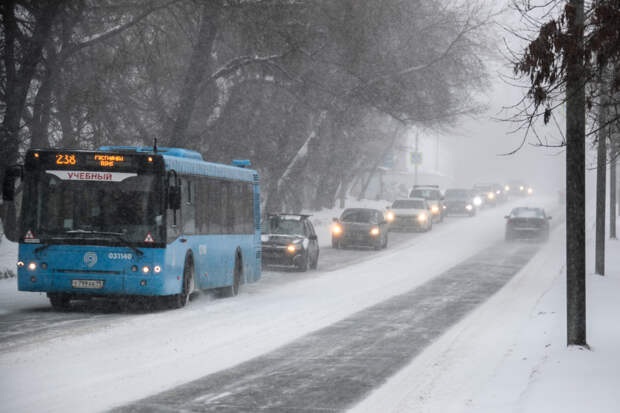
left=414, top=132, right=419, bottom=186
left=565, top=0, right=587, bottom=347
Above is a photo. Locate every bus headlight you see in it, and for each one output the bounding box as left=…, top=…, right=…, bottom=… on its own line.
left=28, top=262, right=37, bottom=271
left=417, top=214, right=427, bottom=222
left=370, top=227, right=380, bottom=236
left=473, top=196, right=482, bottom=206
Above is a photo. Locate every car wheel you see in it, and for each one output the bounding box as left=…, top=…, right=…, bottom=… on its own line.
left=310, top=250, right=319, bottom=270
left=297, top=252, right=309, bottom=272
left=48, top=293, right=71, bottom=311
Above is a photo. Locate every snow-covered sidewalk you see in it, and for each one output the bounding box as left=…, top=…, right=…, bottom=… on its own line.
left=352, top=226, right=620, bottom=413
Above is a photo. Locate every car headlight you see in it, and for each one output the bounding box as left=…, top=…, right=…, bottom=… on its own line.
left=505, top=185, right=510, bottom=191
left=520, top=186, right=524, bottom=191
left=370, top=227, right=380, bottom=236
left=386, top=211, right=394, bottom=222
left=417, top=214, right=427, bottom=222
left=466, top=204, right=473, bottom=211
left=286, top=244, right=299, bottom=253
left=473, top=196, right=482, bottom=206
left=332, top=224, right=342, bottom=235
left=487, top=193, right=495, bottom=200
left=527, top=188, right=533, bottom=195
left=496, top=190, right=501, bottom=194
left=431, top=205, right=440, bottom=214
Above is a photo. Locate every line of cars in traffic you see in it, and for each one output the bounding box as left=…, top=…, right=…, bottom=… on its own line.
left=261, top=181, right=543, bottom=272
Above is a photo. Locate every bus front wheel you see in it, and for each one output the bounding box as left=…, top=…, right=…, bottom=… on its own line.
left=48, top=293, right=71, bottom=311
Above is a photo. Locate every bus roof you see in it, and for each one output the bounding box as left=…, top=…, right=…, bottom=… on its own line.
left=98, top=146, right=257, bottom=183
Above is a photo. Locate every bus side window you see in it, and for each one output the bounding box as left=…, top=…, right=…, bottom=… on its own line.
left=182, top=179, right=196, bottom=235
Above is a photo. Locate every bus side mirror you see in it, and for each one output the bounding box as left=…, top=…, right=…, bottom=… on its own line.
left=168, top=186, right=181, bottom=210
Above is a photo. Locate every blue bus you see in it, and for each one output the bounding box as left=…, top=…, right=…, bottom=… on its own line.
left=1, top=146, right=261, bottom=309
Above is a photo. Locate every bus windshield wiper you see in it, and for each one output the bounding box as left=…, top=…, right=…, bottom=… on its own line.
left=64, top=230, right=144, bottom=257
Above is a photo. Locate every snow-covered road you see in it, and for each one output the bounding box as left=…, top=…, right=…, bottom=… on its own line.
left=0, top=197, right=559, bottom=413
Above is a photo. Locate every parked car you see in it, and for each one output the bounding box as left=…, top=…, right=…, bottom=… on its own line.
left=387, top=198, right=432, bottom=232
left=262, top=214, right=319, bottom=271
left=443, top=188, right=477, bottom=216
left=504, top=207, right=551, bottom=241
left=409, top=185, right=445, bottom=222
left=332, top=208, right=389, bottom=250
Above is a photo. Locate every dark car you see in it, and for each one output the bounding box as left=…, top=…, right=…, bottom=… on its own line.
left=409, top=185, right=445, bottom=222
left=261, top=214, right=319, bottom=271
left=443, top=188, right=476, bottom=216
left=332, top=208, right=388, bottom=250
left=505, top=207, right=551, bottom=241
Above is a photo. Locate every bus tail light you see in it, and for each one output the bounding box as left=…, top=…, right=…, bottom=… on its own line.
left=28, top=262, right=37, bottom=271
left=142, top=266, right=150, bottom=274
left=154, top=265, right=162, bottom=273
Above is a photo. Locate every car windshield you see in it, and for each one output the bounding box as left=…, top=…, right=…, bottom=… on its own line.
left=511, top=208, right=545, bottom=218
left=392, top=200, right=425, bottom=209
left=22, top=171, right=163, bottom=244
left=444, top=189, right=470, bottom=199
left=409, top=189, right=440, bottom=200
left=341, top=209, right=377, bottom=223
left=266, top=218, right=304, bottom=235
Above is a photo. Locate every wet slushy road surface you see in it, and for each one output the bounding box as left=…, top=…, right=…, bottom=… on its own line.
left=0, top=231, right=419, bottom=352
left=113, top=241, right=542, bottom=413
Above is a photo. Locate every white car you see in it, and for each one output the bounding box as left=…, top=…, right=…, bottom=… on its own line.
left=386, top=198, right=432, bottom=232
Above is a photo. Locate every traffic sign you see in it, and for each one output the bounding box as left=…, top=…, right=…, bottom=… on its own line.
left=410, top=152, right=423, bottom=165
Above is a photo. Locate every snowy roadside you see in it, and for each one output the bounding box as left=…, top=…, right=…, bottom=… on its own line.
left=352, top=226, right=620, bottom=413
left=350, top=217, right=567, bottom=413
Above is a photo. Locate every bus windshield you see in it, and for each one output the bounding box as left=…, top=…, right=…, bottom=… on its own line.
left=23, top=171, right=163, bottom=244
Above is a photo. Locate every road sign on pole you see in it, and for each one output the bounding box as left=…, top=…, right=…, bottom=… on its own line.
left=410, top=151, right=423, bottom=165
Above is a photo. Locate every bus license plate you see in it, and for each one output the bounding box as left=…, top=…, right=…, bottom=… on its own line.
left=72, top=279, right=104, bottom=289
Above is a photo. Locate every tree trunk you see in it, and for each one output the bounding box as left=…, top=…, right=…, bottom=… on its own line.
left=0, top=0, right=60, bottom=179
left=611, top=137, right=617, bottom=239
left=164, top=1, right=221, bottom=147
left=565, top=0, right=587, bottom=347
left=595, top=66, right=609, bottom=275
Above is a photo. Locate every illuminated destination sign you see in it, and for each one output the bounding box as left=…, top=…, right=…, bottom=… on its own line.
left=93, top=154, right=125, bottom=167
left=30, top=150, right=159, bottom=173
